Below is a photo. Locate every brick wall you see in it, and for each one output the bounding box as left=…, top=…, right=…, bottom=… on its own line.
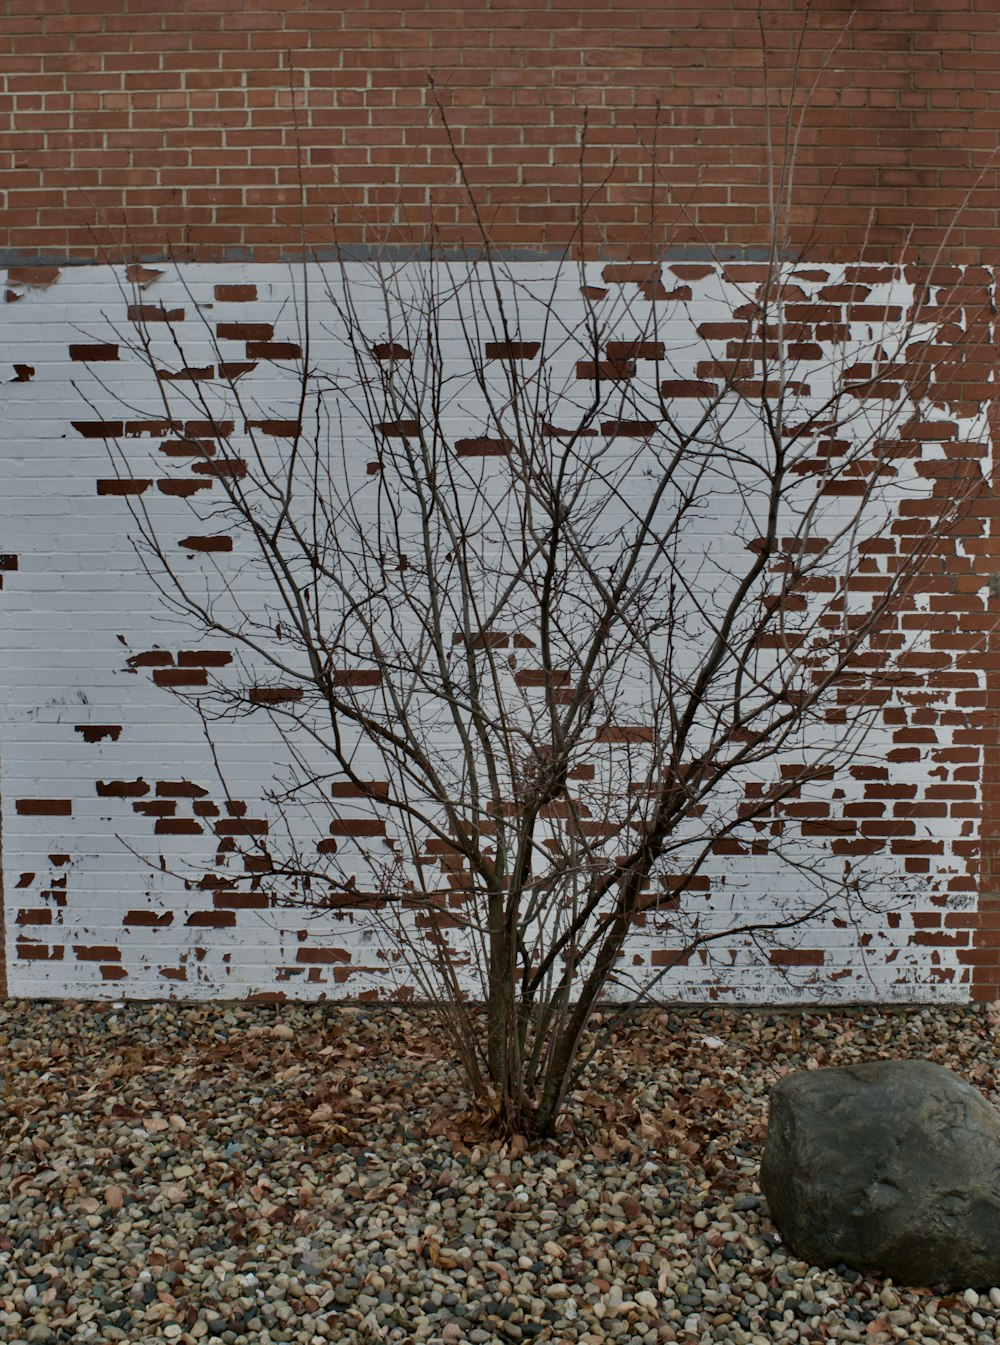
left=4, top=2, right=1000, bottom=1003
left=2, top=258, right=998, bottom=1001
left=3, top=0, right=1000, bottom=264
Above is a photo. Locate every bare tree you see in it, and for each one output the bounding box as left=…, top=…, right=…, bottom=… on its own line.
left=83, top=223, right=993, bottom=1138
left=71, top=5, right=995, bottom=1136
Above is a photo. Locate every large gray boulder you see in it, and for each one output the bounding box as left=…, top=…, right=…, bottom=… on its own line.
left=760, top=1059, right=1000, bottom=1288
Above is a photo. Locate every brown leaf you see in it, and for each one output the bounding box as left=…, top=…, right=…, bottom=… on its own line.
left=104, top=1184, right=124, bottom=1211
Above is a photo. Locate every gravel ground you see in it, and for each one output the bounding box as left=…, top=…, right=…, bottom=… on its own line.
left=2, top=997, right=1000, bottom=1345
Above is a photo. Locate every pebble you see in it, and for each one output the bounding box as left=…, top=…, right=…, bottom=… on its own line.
left=3, top=1000, right=1000, bottom=1345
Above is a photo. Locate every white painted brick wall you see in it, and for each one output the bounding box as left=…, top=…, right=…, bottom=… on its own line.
left=0, top=260, right=991, bottom=1001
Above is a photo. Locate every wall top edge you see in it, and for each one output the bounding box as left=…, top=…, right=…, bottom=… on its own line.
left=0, top=245, right=778, bottom=270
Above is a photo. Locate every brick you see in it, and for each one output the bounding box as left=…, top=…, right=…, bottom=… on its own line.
left=660, top=380, right=717, bottom=398
left=214, top=818, right=268, bottom=835
left=249, top=687, right=303, bottom=705
left=576, top=359, right=636, bottom=381
left=186, top=911, right=238, bottom=927
left=69, top=343, right=119, bottom=361
left=769, top=949, right=825, bottom=967
left=214, top=284, right=257, bottom=301
left=74, top=725, right=122, bottom=743
left=245, top=341, right=301, bottom=359
left=153, top=668, right=209, bottom=688
left=177, top=535, right=233, bottom=552
left=96, top=778, right=150, bottom=797
left=97, top=479, right=153, bottom=495
left=128, top=305, right=185, bottom=323
left=484, top=341, right=541, bottom=360
left=455, top=437, right=513, bottom=456
left=217, top=322, right=274, bottom=340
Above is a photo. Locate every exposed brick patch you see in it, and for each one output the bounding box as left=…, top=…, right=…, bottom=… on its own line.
left=155, top=818, right=204, bottom=835
left=153, top=668, right=209, bottom=688
left=660, top=380, right=718, bottom=399
left=215, top=285, right=257, bottom=302
left=74, top=725, right=122, bottom=743
left=8, top=268, right=59, bottom=288
left=127, top=305, right=184, bottom=323
left=124, top=910, right=174, bottom=927
left=601, top=420, right=660, bottom=438
left=177, top=536, right=233, bottom=553
left=178, top=651, right=233, bottom=668
left=249, top=687, right=303, bottom=705
left=245, top=419, right=301, bottom=437
left=73, top=421, right=123, bottom=438
left=606, top=341, right=666, bottom=360
left=158, top=366, right=214, bottom=382
left=378, top=420, right=420, bottom=438
left=126, top=265, right=163, bottom=289
left=16, top=942, right=64, bottom=961
left=96, top=779, right=150, bottom=798
left=576, top=360, right=636, bottom=381
left=186, top=911, right=238, bottom=927
left=485, top=341, right=541, bottom=360
left=245, top=341, right=301, bottom=360
left=217, top=323, right=274, bottom=341
left=70, top=344, right=119, bottom=361
left=594, top=726, right=654, bottom=744
left=456, top=438, right=513, bottom=457
left=97, top=479, right=152, bottom=496
left=769, top=949, right=825, bottom=967
left=332, top=670, right=382, bottom=688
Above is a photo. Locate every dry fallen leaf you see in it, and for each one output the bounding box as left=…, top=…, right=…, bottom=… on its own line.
left=309, top=1103, right=334, bottom=1123
left=162, top=1183, right=186, bottom=1202
left=104, top=1184, right=124, bottom=1211
left=144, top=1117, right=169, bottom=1134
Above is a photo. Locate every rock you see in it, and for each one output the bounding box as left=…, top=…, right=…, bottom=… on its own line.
left=761, top=1059, right=1000, bottom=1288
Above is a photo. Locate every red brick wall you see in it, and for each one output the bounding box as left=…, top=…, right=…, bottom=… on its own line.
left=4, top=0, right=1000, bottom=264
left=6, top=0, right=1000, bottom=1004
